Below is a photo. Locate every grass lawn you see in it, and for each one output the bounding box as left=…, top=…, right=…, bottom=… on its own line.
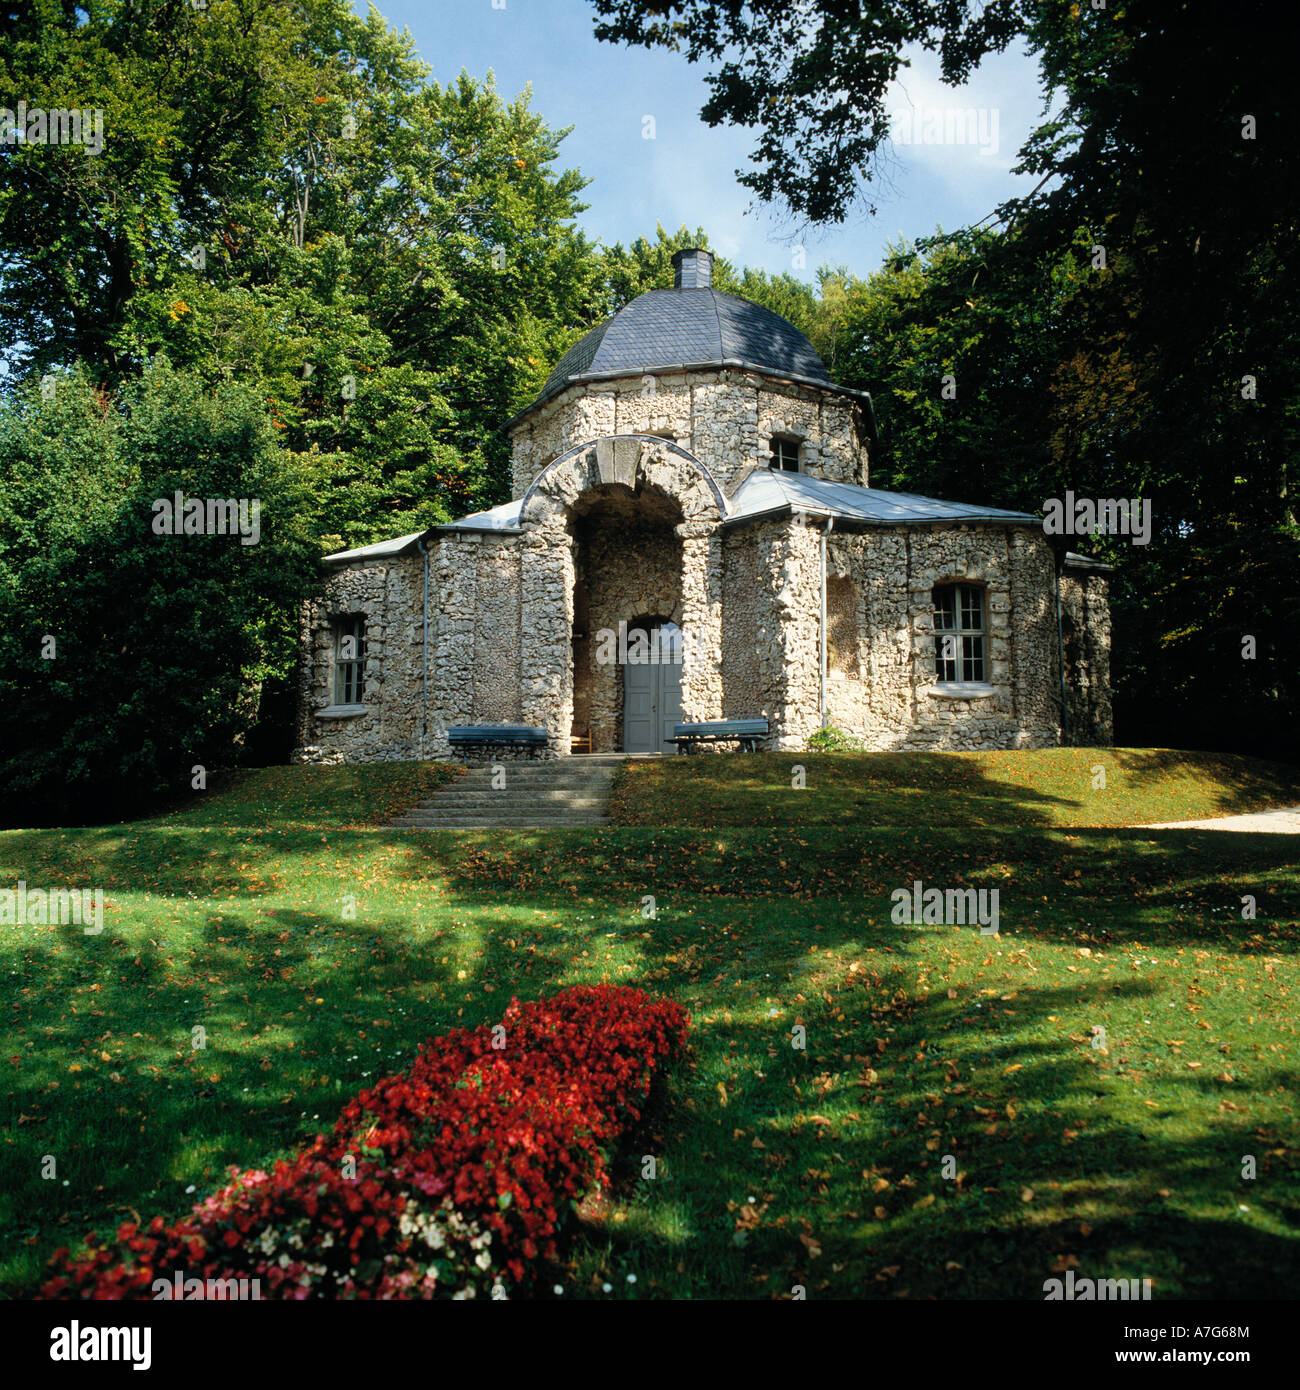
left=2, top=750, right=1298, bottom=1299
left=609, top=746, right=1300, bottom=828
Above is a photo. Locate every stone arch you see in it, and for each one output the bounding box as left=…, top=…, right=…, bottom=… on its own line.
left=520, top=434, right=726, bottom=526
left=568, top=485, right=685, bottom=754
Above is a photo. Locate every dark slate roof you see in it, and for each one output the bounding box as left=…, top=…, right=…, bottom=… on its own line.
left=536, top=287, right=830, bottom=407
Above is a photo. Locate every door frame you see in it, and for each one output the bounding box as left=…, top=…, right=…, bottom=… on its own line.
left=621, top=618, right=683, bottom=754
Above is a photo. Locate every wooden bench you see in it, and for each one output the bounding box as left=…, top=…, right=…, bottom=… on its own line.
left=447, top=725, right=548, bottom=761
left=670, top=718, right=769, bottom=753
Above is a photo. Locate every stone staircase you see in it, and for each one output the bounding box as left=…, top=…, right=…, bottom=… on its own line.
left=390, top=755, right=623, bottom=829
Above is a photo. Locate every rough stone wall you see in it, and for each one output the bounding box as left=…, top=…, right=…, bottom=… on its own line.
left=510, top=372, right=867, bottom=497
left=469, top=540, right=524, bottom=723
left=292, top=555, right=426, bottom=764
left=428, top=532, right=524, bottom=752
left=827, top=575, right=860, bottom=675
left=721, top=531, right=765, bottom=720
left=1060, top=571, right=1114, bottom=745
left=509, top=388, right=618, bottom=499
left=755, top=386, right=864, bottom=485
left=576, top=514, right=683, bottom=751
left=611, top=374, right=696, bottom=448
left=742, top=517, right=823, bottom=749
left=429, top=533, right=478, bottom=745
left=679, top=525, right=725, bottom=724
left=785, top=524, right=1065, bottom=751
left=516, top=512, right=574, bottom=758
left=294, top=412, right=1110, bottom=764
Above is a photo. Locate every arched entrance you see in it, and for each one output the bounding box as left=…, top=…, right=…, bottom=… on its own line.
left=568, top=482, right=684, bottom=753
left=623, top=619, right=683, bottom=753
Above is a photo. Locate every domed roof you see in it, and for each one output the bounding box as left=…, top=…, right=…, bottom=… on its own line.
left=526, top=248, right=831, bottom=417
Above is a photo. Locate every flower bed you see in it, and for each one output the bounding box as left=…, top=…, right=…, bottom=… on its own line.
left=41, top=985, right=688, bottom=1300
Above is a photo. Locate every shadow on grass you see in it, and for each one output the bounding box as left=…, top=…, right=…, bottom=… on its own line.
left=2, top=814, right=1296, bottom=1298
left=609, top=747, right=1300, bottom=831
left=566, top=968, right=1300, bottom=1300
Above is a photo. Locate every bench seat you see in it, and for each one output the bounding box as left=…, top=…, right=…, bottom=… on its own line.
left=670, top=718, right=768, bottom=753
left=447, top=725, right=548, bottom=759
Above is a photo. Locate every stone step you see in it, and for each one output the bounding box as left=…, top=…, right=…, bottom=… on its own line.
left=446, top=772, right=615, bottom=784
left=450, top=764, right=618, bottom=775
left=394, top=814, right=612, bottom=828
left=422, top=800, right=614, bottom=811
left=432, top=779, right=613, bottom=790
left=442, top=778, right=614, bottom=789
left=453, top=759, right=626, bottom=771
left=392, top=758, right=619, bottom=828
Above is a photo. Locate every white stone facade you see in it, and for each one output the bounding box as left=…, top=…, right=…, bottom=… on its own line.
left=293, top=277, right=1112, bottom=763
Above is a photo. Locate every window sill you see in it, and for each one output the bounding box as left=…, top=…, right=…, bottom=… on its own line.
left=317, top=704, right=369, bottom=719
left=927, top=682, right=996, bottom=699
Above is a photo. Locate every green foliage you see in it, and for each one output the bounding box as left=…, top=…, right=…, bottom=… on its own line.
left=592, top=2, right=1299, bottom=759
left=0, top=3, right=601, bottom=542
left=0, top=362, right=319, bottom=821
left=590, top=0, right=1026, bottom=223
left=804, top=725, right=861, bottom=754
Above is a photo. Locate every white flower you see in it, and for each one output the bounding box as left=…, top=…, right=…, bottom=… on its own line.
left=475, top=1251, right=492, bottom=1271
left=626, top=1273, right=637, bottom=1284
left=602, top=1282, right=612, bottom=1293
left=553, top=1284, right=564, bottom=1295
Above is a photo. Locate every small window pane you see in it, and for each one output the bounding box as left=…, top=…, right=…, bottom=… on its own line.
left=932, top=584, right=985, bottom=683
left=770, top=438, right=800, bottom=471
left=934, top=589, right=957, bottom=630
left=334, top=616, right=366, bottom=705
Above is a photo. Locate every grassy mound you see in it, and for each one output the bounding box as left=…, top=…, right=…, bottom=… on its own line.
left=609, top=747, right=1300, bottom=829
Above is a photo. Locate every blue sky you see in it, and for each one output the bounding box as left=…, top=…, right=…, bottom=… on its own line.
left=375, top=0, right=1051, bottom=281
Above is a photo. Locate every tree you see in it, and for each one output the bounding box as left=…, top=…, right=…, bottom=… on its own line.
left=1, top=2, right=601, bottom=542
left=0, top=362, right=318, bottom=821
left=590, top=0, right=1025, bottom=224
left=593, top=0, right=1299, bottom=757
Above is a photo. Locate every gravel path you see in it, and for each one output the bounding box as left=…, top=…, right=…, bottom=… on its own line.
left=1137, top=806, right=1300, bottom=834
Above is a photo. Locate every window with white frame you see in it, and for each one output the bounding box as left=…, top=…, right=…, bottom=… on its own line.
left=333, top=615, right=367, bottom=705
left=933, top=583, right=987, bottom=683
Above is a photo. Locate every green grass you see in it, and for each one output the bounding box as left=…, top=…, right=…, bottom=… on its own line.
left=2, top=752, right=1297, bottom=1300
left=151, top=760, right=461, bottom=829
left=609, top=746, right=1300, bottom=828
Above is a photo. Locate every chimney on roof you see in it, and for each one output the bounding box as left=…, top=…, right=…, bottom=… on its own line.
left=671, top=247, right=713, bottom=289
